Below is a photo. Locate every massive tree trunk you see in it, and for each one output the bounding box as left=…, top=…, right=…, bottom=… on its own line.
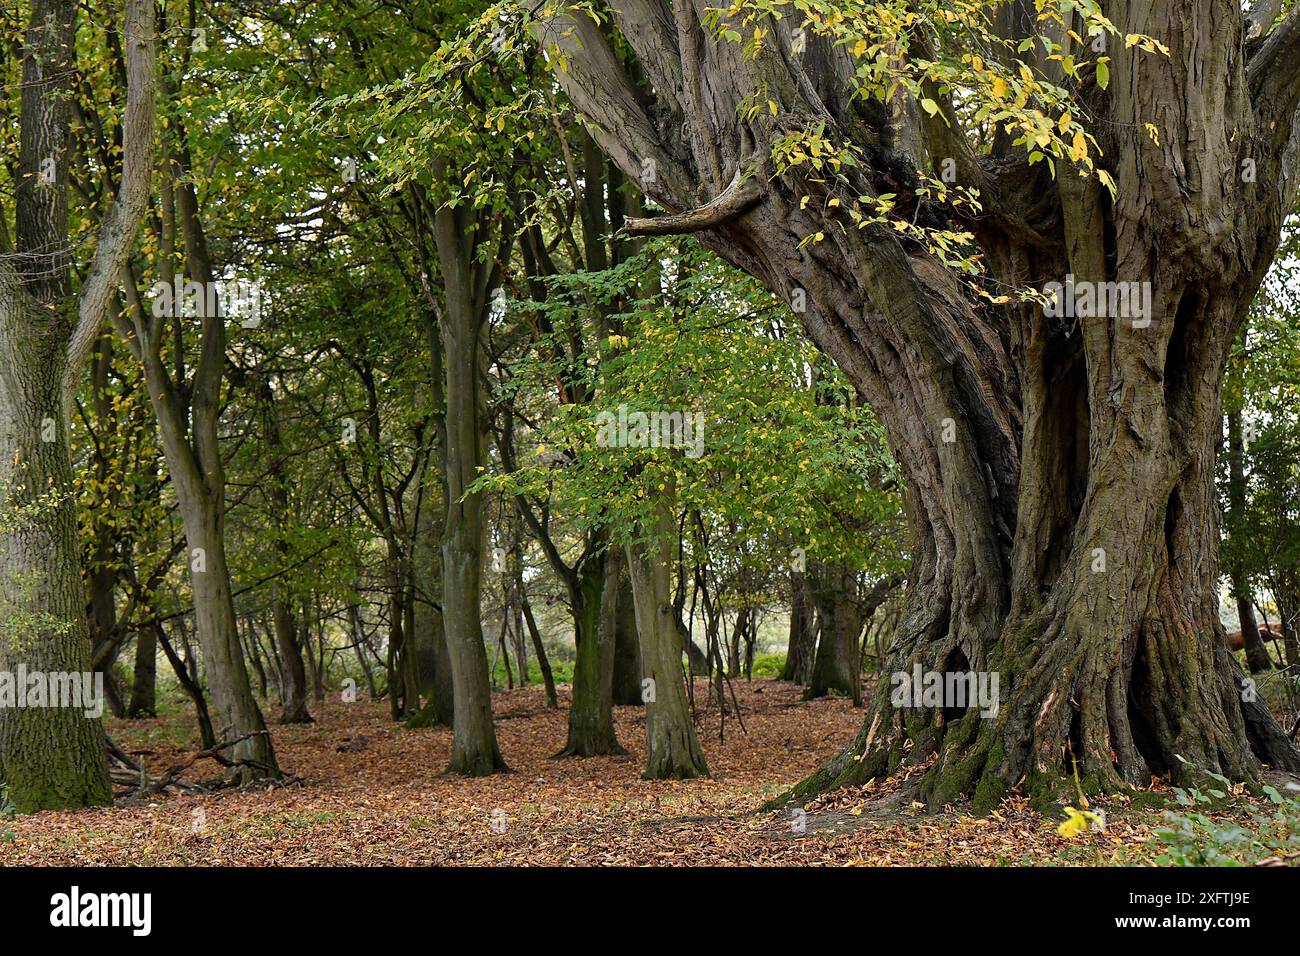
left=433, top=161, right=508, bottom=775
left=0, top=0, right=155, bottom=810
left=537, top=0, right=1300, bottom=808
left=0, top=291, right=113, bottom=809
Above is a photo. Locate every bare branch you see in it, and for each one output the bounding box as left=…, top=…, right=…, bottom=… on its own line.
left=62, top=0, right=157, bottom=411
left=528, top=3, right=693, bottom=210
left=1246, top=0, right=1287, bottom=40
left=1250, top=5, right=1300, bottom=109
left=620, top=167, right=763, bottom=236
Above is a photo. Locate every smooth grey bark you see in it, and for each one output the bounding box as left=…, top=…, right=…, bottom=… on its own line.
left=557, top=547, right=626, bottom=756
left=536, top=0, right=1300, bottom=808
left=624, top=489, right=709, bottom=779
left=805, top=565, right=864, bottom=705
left=432, top=158, right=507, bottom=775
left=112, top=137, right=278, bottom=780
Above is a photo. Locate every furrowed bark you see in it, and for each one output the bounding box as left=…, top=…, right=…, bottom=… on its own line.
left=536, top=0, right=1300, bottom=810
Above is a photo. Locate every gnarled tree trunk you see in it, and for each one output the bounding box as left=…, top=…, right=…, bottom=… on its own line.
left=537, top=0, right=1300, bottom=809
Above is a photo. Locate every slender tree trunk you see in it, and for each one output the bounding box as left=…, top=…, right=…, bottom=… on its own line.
left=406, top=305, right=455, bottom=729
left=782, top=571, right=817, bottom=684
left=182, top=513, right=278, bottom=778
left=1225, top=390, right=1273, bottom=673
left=127, top=627, right=156, bottom=718
left=625, top=491, right=709, bottom=779
left=520, top=590, right=558, bottom=708
left=349, top=604, right=379, bottom=701
left=434, top=168, right=507, bottom=775
left=557, top=548, right=626, bottom=756
left=116, top=134, right=279, bottom=779
left=246, top=616, right=270, bottom=700
left=155, top=622, right=216, bottom=749
left=805, top=565, right=863, bottom=705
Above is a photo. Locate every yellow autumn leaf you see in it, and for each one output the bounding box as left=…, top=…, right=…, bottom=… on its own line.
left=1070, top=130, right=1088, bottom=161
left=1056, top=807, right=1090, bottom=838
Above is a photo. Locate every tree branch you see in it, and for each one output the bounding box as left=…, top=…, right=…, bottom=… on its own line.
left=1249, top=4, right=1300, bottom=125
left=620, top=167, right=763, bottom=236
left=1246, top=0, right=1287, bottom=40
left=62, top=0, right=156, bottom=411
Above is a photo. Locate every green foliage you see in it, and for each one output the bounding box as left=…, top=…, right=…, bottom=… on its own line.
left=481, top=239, right=906, bottom=579
left=0, top=785, right=15, bottom=844
left=1152, top=779, right=1300, bottom=866
left=490, top=654, right=573, bottom=689
left=751, top=652, right=786, bottom=678
left=1222, top=218, right=1300, bottom=671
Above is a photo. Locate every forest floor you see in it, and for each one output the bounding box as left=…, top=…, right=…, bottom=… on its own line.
left=2, top=678, right=1294, bottom=865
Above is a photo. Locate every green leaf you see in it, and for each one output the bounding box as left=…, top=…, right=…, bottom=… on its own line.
left=1095, top=59, right=1110, bottom=90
